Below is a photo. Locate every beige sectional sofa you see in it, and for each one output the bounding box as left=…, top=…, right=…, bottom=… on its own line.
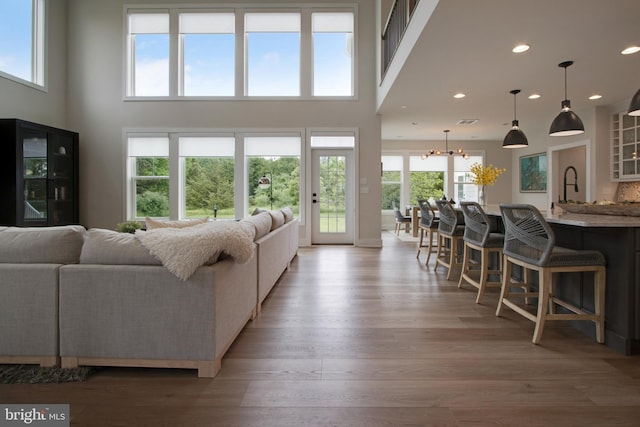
left=0, top=225, right=86, bottom=367
left=0, top=210, right=298, bottom=378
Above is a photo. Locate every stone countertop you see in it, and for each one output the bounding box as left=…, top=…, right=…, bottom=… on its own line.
left=483, top=205, right=640, bottom=228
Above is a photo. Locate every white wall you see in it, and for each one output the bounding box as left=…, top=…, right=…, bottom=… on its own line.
left=62, top=0, right=382, bottom=246
left=511, top=104, right=618, bottom=210
left=0, top=0, right=68, bottom=128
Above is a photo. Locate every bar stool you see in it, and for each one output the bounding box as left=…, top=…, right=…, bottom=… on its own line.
left=497, top=204, right=606, bottom=344
left=457, top=202, right=504, bottom=303
left=392, top=201, right=411, bottom=235
left=416, top=199, right=439, bottom=266
left=434, top=199, right=465, bottom=280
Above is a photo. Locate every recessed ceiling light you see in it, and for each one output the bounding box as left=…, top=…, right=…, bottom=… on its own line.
left=400, top=105, right=407, bottom=109
left=457, top=119, right=478, bottom=125
left=512, top=44, right=530, bottom=53
left=453, top=93, right=466, bottom=99
left=589, top=94, right=602, bottom=100
left=621, top=46, right=640, bottom=55
left=411, top=122, right=418, bottom=126
left=528, top=93, right=541, bottom=99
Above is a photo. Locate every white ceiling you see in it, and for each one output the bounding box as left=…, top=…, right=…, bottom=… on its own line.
left=378, top=0, right=640, bottom=142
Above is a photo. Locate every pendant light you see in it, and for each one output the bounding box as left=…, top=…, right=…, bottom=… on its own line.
left=502, top=89, right=528, bottom=148
left=421, top=130, right=469, bottom=159
left=549, top=61, right=585, bottom=136
left=549, top=61, right=584, bottom=136
left=628, top=88, right=640, bottom=116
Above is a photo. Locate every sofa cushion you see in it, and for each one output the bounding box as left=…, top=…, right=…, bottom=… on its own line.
left=80, top=228, right=161, bottom=265
left=281, top=207, right=294, bottom=223
left=0, top=225, right=85, bottom=264
left=268, top=210, right=285, bottom=231
left=242, top=212, right=272, bottom=240
left=251, top=207, right=266, bottom=216
left=145, top=217, right=209, bottom=230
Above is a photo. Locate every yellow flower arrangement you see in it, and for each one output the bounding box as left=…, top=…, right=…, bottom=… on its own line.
left=469, top=163, right=506, bottom=186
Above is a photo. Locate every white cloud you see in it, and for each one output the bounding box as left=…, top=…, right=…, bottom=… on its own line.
left=135, top=59, right=169, bottom=96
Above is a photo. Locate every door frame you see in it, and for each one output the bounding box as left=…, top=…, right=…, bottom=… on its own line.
left=310, top=148, right=355, bottom=245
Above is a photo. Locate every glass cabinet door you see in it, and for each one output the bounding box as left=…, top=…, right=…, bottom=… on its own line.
left=49, top=133, right=75, bottom=224
left=22, top=131, right=48, bottom=224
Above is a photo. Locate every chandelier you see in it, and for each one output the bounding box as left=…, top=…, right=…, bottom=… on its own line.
left=421, top=129, right=469, bottom=159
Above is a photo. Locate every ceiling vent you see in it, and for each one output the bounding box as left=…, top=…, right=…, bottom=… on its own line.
left=457, top=119, right=478, bottom=125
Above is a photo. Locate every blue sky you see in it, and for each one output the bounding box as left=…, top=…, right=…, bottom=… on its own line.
left=0, top=2, right=352, bottom=95
left=135, top=31, right=352, bottom=97
left=0, top=0, right=33, bottom=81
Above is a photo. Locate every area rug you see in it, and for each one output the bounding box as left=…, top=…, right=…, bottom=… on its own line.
left=385, top=230, right=420, bottom=242
left=0, top=364, right=96, bottom=384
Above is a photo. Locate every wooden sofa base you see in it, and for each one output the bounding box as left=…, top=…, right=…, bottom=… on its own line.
left=61, top=357, right=222, bottom=378
left=0, top=355, right=59, bottom=367
left=60, top=309, right=255, bottom=379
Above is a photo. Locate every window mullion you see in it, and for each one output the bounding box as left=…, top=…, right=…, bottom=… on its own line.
left=169, top=10, right=179, bottom=97
left=236, top=11, right=245, bottom=97
left=300, top=9, right=311, bottom=97
left=169, top=134, right=180, bottom=219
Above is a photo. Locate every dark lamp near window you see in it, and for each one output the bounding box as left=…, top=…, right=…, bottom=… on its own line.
left=258, top=172, right=273, bottom=210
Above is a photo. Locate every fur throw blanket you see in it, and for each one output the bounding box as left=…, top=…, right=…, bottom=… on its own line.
left=136, top=221, right=256, bottom=280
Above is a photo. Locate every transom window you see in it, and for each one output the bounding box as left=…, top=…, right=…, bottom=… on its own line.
left=124, top=5, right=356, bottom=98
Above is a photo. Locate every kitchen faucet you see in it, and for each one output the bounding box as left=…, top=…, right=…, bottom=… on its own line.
left=563, top=166, right=578, bottom=202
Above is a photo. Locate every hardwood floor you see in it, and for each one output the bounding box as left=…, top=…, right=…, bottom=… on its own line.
left=2, top=232, right=640, bottom=426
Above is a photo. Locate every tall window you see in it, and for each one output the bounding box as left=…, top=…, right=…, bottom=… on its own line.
left=381, top=156, right=402, bottom=209
left=180, top=13, right=235, bottom=96
left=246, top=136, right=301, bottom=213
left=179, top=136, right=235, bottom=218
left=126, top=131, right=305, bottom=220
left=453, top=155, right=482, bottom=202
left=127, top=12, right=170, bottom=96
left=381, top=152, right=485, bottom=209
left=312, top=12, right=354, bottom=96
left=0, top=0, right=45, bottom=86
left=409, top=156, right=445, bottom=205
left=128, top=137, right=170, bottom=218
left=245, top=13, right=300, bottom=96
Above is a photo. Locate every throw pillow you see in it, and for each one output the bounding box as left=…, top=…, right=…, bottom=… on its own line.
left=241, top=211, right=272, bottom=240
left=145, top=216, right=209, bottom=230
left=0, top=225, right=86, bottom=264
left=268, top=210, right=285, bottom=231
left=80, top=228, right=161, bottom=265
left=281, top=207, right=294, bottom=223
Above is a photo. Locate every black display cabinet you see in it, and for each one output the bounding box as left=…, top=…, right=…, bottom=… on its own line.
left=0, top=119, right=79, bottom=226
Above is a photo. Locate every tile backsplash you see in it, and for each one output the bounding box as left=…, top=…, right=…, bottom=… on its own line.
left=615, top=182, right=640, bottom=202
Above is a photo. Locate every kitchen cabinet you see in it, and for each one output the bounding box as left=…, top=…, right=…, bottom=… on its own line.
left=612, top=112, right=640, bottom=181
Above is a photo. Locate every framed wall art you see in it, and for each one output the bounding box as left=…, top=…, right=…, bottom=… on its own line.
left=519, top=153, right=547, bottom=193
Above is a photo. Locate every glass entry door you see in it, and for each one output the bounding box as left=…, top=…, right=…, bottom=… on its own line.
left=311, top=149, right=354, bottom=244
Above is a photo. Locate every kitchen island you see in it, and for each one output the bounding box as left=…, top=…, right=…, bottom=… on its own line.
left=486, top=206, right=640, bottom=355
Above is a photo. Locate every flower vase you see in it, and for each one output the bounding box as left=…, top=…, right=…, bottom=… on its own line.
left=478, top=185, right=487, bottom=207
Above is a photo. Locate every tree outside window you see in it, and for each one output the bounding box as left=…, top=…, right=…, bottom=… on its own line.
left=381, top=155, right=402, bottom=209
